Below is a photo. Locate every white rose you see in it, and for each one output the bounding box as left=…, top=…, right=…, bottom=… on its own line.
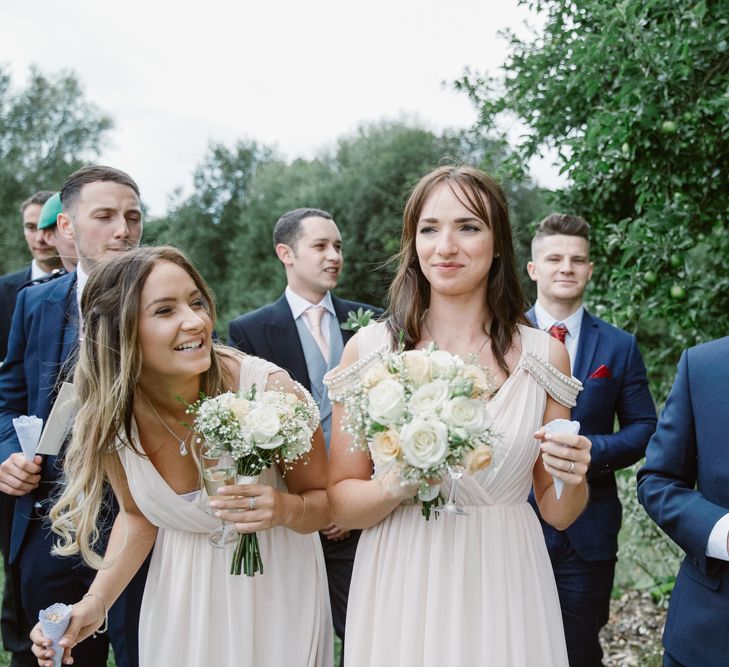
left=244, top=405, right=284, bottom=449
left=402, top=350, right=433, bottom=387
left=229, top=398, right=252, bottom=425
left=441, top=396, right=489, bottom=434
left=430, top=350, right=459, bottom=378
left=461, top=364, right=493, bottom=397
left=363, top=361, right=392, bottom=388
left=400, top=418, right=449, bottom=469
left=370, top=429, right=402, bottom=465
left=367, top=379, right=406, bottom=425
left=408, top=380, right=450, bottom=415
left=464, top=445, right=493, bottom=474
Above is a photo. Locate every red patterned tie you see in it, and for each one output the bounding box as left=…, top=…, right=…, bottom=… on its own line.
left=549, top=323, right=569, bottom=344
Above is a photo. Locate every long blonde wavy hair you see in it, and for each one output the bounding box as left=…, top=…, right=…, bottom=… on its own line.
left=50, top=246, right=230, bottom=568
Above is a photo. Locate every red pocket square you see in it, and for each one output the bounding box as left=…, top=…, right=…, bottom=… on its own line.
left=590, top=364, right=612, bottom=379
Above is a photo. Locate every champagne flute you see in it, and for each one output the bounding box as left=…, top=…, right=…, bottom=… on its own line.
left=434, top=464, right=469, bottom=515
left=202, top=453, right=238, bottom=547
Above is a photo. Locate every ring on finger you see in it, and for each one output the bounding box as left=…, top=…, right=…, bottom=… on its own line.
left=568, top=460, right=575, bottom=474
left=248, top=496, right=257, bottom=511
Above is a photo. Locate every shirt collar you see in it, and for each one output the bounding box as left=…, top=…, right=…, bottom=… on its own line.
left=76, top=263, right=90, bottom=302
left=285, top=286, right=335, bottom=320
left=534, top=301, right=584, bottom=338
left=30, top=260, right=49, bottom=280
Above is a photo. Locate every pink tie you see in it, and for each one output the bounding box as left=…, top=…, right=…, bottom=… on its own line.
left=303, top=306, right=330, bottom=362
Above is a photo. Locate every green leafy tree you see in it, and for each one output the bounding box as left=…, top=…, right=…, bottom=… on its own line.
left=148, top=139, right=277, bottom=322
left=456, top=0, right=729, bottom=401
left=0, top=65, right=112, bottom=272
left=153, top=121, right=546, bottom=337
left=457, top=0, right=729, bottom=599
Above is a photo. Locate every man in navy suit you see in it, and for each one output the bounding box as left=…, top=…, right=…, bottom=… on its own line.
left=228, top=208, right=380, bottom=664
left=0, top=166, right=147, bottom=667
left=526, top=213, right=657, bottom=666
left=0, top=189, right=62, bottom=666
left=638, top=337, right=729, bottom=667
left=1, top=191, right=61, bottom=363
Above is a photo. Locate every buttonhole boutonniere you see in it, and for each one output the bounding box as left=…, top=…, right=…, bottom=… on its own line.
left=341, top=308, right=375, bottom=332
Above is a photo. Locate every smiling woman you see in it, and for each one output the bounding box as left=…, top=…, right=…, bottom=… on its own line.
left=326, top=165, right=591, bottom=667
left=28, top=246, right=333, bottom=667
left=137, top=261, right=214, bottom=381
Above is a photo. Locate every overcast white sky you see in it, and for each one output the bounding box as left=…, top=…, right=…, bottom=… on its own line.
left=1, top=0, right=562, bottom=215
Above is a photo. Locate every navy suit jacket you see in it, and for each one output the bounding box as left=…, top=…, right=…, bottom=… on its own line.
left=0, top=272, right=78, bottom=563
left=227, top=293, right=381, bottom=391
left=637, top=337, right=729, bottom=666
left=527, top=307, right=657, bottom=560
left=0, top=266, right=31, bottom=362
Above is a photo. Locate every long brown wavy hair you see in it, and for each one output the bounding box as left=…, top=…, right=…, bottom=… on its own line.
left=386, top=165, right=529, bottom=376
left=50, top=246, right=235, bottom=567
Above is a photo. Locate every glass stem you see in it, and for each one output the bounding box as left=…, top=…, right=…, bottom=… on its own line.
left=446, top=478, right=459, bottom=506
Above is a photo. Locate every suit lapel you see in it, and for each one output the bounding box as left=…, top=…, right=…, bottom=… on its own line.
left=573, top=310, right=599, bottom=382
left=263, top=294, right=311, bottom=389
left=37, top=276, right=78, bottom=411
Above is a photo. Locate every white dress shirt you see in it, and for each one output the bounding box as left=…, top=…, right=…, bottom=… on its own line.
left=533, top=301, right=585, bottom=369
left=75, top=263, right=90, bottom=322
left=707, top=514, right=729, bottom=560
left=30, top=260, right=49, bottom=281
left=285, top=286, right=335, bottom=345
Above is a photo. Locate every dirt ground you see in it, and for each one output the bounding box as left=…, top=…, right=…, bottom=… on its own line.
left=601, top=590, right=667, bottom=666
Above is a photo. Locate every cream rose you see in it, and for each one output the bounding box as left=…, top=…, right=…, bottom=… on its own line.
left=462, top=364, right=493, bottom=397
left=430, top=349, right=459, bottom=378
left=367, top=379, right=406, bottom=425
left=441, top=396, right=489, bottom=434
left=400, top=418, right=449, bottom=469
left=229, top=398, right=252, bottom=424
left=363, top=361, right=392, bottom=388
left=370, top=429, right=402, bottom=465
left=465, top=445, right=493, bottom=474
left=244, top=405, right=284, bottom=449
left=402, top=350, right=433, bottom=387
left=408, top=380, right=450, bottom=415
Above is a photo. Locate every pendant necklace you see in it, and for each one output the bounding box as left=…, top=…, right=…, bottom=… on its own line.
left=423, top=319, right=490, bottom=361
left=141, top=391, right=193, bottom=456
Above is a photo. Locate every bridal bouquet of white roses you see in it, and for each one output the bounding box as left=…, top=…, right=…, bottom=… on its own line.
left=326, top=345, right=496, bottom=518
left=189, top=384, right=319, bottom=575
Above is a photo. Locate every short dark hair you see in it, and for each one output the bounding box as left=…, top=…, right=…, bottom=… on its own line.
left=60, top=165, right=140, bottom=213
left=272, top=208, right=333, bottom=250
left=20, top=191, right=54, bottom=216
left=533, top=213, right=590, bottom=244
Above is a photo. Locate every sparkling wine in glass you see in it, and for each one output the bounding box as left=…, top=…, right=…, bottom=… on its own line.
left=434, top=464, right=469, bottom=515
left=202, top=453, right=238, bottom=547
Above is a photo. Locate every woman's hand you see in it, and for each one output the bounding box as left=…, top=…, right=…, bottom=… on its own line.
left=30, top=595, right=105, bottom=666
left=534, top=429, right=591, bottom=486
left=373, top=468, right=420, bottom=502
left=210, top=483, right=294, bottom=533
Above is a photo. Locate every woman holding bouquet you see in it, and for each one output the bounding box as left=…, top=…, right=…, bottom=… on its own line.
left=326, top=166, right=591, bottom=666
left=29, top=247, right=333, bottom=666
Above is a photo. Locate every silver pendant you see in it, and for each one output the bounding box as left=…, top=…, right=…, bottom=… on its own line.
left=179, top=439, right=188, bottom=456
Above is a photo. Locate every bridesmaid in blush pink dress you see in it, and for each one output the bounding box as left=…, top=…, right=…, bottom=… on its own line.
left=326, top=167, right=592, bottom=667
left=29, top=247, right=333, bottom=667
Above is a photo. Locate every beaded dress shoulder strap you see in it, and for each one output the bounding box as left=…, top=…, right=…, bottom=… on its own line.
left=518, top=351, right=583, bottom=408
left=324, top=344, right=389, bottom=403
